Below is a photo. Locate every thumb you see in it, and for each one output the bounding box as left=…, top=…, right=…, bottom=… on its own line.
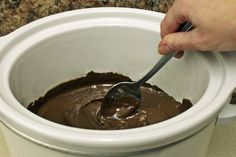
left=158, top=31, right=199, bottom=55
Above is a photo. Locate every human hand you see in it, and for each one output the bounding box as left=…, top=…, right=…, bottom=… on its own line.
left=158, top=0, right=236, bottom=56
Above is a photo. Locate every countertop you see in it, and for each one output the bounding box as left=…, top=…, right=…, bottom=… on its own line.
left=1, top=0, right=236, bottom=157
left=0, top=0, right=173, bottom=36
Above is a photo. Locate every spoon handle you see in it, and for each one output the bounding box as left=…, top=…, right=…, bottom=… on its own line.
left=136, top=22, right=193, bottom=86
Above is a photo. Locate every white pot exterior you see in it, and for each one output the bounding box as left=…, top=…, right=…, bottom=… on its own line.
left=0, top=8, right=236, bottom=157
left=0, top=121, right=215, bottom=157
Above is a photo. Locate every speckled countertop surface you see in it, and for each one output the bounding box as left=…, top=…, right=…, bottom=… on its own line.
left=0, top=0, right=173, bottom=36
left=1, top=0, right=236, bottom=157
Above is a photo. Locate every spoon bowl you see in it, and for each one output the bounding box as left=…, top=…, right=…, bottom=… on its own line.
left=101, top=82, right=141, bottom=117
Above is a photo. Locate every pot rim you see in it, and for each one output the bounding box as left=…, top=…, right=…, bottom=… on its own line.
left=0, top=8, right=234, bottom=154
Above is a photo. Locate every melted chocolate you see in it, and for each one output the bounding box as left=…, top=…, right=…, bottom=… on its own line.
left=28, top=72, right=192, bottom=130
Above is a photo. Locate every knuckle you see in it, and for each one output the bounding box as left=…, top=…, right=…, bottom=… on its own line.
left=175, top=0, right=190, bottom=17
left=166, top=36, right=180, bottom=51
left=160, top=19, right=173, bottom=38
left=178, top=42, right=186, bottom=50
left=194, top=32, right=209, bottom=51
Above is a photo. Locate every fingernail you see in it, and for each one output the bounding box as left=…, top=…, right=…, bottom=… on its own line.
left=175, top=51, right=184, bottom=59
left=158, top=41, right=168, bottom=55
left=158, top=45, right=166, bottom=55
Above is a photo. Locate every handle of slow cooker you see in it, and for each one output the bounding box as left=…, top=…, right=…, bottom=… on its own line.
left=218, top=52, right=236, bottom=123
left=218, top=90, right=236, bottom=123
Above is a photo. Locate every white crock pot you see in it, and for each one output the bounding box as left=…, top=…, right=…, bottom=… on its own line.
left=0, top=8, right=236, bottom=157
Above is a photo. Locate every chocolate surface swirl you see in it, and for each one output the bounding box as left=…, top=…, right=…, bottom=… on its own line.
left=28, top=72, right=192, bottom=130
